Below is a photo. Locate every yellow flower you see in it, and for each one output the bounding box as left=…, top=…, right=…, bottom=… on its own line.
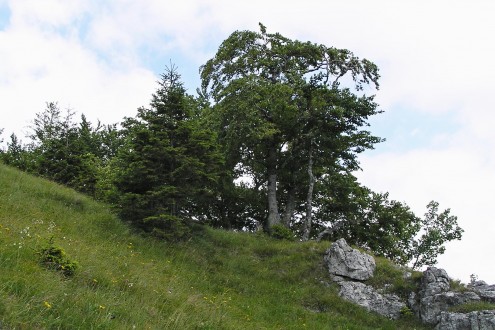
left=43, top=301, right=52, bottom=309
left=99, top=305, right=106, bottom=310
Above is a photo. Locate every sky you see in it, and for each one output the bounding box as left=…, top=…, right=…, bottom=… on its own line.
left=1, top=1, right=495, bottom=283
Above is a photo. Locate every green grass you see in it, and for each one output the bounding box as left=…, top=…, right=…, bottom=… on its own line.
left=448, top=301, right=495, bottom=313
left=0, top=163, right=431, bottom=329
left=366, top=256, right=423, bottom=300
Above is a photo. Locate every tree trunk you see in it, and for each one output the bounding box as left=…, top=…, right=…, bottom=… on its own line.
left=302, top=146, right=315, bottom=241
left=282, top=186, right=296, bottom=227
left=267, top=142, right=280, bottom=229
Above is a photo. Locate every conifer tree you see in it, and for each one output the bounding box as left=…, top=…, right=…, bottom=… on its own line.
left=114, top=66, right=222, bottom=240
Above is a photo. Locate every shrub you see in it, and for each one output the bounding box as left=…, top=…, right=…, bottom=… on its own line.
left=37, top=238, right=79, bottom=277
left=269, top=224, right=295, bottom=241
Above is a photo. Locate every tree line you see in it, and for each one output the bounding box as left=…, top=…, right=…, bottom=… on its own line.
left=0, top=24, right=463, bottom=269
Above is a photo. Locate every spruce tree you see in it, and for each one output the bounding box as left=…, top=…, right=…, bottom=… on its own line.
left=114, top=66, right=222, bottom=240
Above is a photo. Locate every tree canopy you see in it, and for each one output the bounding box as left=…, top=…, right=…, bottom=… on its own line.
left=201, top=23, right=382, bottom=236
left=0, top=24, right=463, bottom=269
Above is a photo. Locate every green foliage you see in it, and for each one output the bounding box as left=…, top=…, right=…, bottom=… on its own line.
left=269, top=224, right=296, bottom=241
left=1, top=133, right=32, bottom=171
left=316, top=175, right=420, bottom=265
left=400, top=306, right=414, bottom=317
left=409, top=201, right=463, bottom=270
left=201, top=23, right=382, bottom=231
left=1, top=25, right=461, bottom=275
left=143, top=214, right=191, bottom=242
left=113, top=66, right=223, bottom=235
left=37, top=238, right=79, bottom=277
left=317, top=178, right=463, bottom=269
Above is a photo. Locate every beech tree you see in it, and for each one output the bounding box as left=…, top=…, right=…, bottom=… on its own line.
left=201, top=23, right=382, bottom=233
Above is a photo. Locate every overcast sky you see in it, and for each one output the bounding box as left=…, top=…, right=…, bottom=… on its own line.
left=1, top=1, right=494, bottom=283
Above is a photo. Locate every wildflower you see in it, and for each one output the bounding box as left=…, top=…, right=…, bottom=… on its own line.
left=43, top=301, right=52, bottom=309
left=99, top=305, right=106, bottom=310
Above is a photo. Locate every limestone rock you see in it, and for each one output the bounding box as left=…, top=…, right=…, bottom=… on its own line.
left=421, top=267, right=451, bottom=297
left=408, top=291, right=420, bottom=317
left=435, top=311, right=495, bottom=330
left=339, top=281, right=405, bottom=320
left=324, top=238, right=376, bottom=281
left=420, top=291, right=481, bottom=325
left=419, top=267, right=481, bottom=325
left=469, top=281, right=495, bottom=303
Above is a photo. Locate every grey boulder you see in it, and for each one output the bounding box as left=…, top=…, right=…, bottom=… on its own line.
left=435, top=311, right=495, bottom=330
left=324, top=238, right=376, bottom=281
left=339, top=281, right=405, bottom=320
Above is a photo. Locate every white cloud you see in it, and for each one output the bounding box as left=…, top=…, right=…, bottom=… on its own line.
left=8, top=0, right=90, bottom=28
left=0, top=2, right=156, bottom=138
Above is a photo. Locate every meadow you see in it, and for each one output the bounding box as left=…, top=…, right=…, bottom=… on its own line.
left=0, top=163, right=430, bottom=329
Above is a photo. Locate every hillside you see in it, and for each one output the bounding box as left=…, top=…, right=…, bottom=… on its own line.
left=0, top=163, right=430, bottom=329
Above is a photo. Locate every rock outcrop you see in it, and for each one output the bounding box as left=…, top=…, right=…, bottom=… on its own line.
left=339, top=281, right=405, bottom=320
left=435, top=311, right=495, bottom=330
left=469, top=281, right=495, bottom=304
left=323, top=239, right=495, bottom=328
left=324, top=239, right=403, bottom=319
left=324, top=238, right=375, bottom=281
left=419, top=267, right=481, bottom=324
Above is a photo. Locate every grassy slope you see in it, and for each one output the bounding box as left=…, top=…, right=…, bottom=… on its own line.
left=0, top=164, right=430, bottom=329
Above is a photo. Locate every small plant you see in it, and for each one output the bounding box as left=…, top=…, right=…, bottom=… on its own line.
left=269, top=224, right=295, bottom=241
left=37, top=237, right=79, bottom=276
left=400, top=306, right=414, bottom=317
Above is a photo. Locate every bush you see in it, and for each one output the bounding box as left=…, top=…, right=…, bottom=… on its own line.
left=269, top=224, right=295, bottom=241
left=37, top=238, right=79, bottom=277
left=143, top=214, right=191, bottom=242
